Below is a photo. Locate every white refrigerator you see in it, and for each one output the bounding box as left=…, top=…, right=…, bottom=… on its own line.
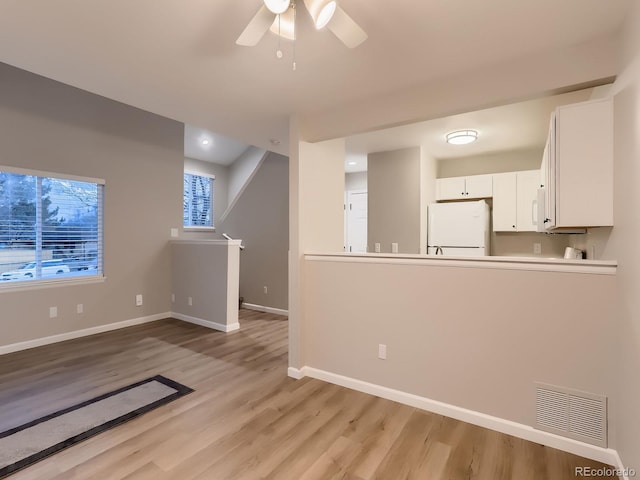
left=427, top=200, right=490, bottom=256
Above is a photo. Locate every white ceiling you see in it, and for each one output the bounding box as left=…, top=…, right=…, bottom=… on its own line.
left=344, top=88, right=597, bottom=172
left=184, top=125, right=249, bottom=165
left=0, top=0, right=631, bottom=156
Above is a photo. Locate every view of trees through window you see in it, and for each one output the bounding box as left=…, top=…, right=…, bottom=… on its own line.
left=183, top=172, right=213, bottom=228
left=0, top=171, right=102, bottom=283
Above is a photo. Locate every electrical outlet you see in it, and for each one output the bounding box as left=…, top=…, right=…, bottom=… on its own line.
left=136, top=294, right=143, bottom=306
left=188, top=296, right=193, bottom=306
left=77, top=304, right=83, bottom=314
left=391, top=243, right=399, bottom=253
left=49, top=306, right=58, bottom=318
left=378, top=344, right=387, bottom=360
left=533, top=243, right=542, bottom=255
left=374, top=243, right=381, bottom=253
left=264, top=286, right=268, bottom=294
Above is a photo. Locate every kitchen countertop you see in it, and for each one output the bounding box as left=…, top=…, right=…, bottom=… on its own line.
left=304, top=252, right=617, bottom=275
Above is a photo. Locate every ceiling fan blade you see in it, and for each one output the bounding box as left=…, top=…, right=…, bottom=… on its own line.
left=327, top=6, right=367, bottom=48
left=236, top=5, right=275, bottom=46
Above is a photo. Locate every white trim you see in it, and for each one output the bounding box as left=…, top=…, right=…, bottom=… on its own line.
left=170, top=239, right=241, bottom=246
left=0, top=275, right=106, bottom=293
left=287, top=367, right=307, bottom=379
left=0, top=165, right=105, bottom=185
left=305, top=252, right=617, bottom=275
left=242, top=303, right=288, bottom=316
left=612, top=450, right=633, bottom=480
left=295, top=366, right=620, bottom=467
left=183, top=226, right=216, bottom=232
left=171, top=312, right=239, bottom=332
left=0, top=312, right=170, bottom=356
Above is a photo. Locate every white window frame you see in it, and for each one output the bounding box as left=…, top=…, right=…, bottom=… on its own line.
left=0, top=165, right=106, bottom=292
left=183, top=170, right=215, bottom=231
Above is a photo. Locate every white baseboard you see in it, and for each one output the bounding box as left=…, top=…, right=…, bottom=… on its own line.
left=287, top=367, right=306, bottom=379
left=242, top=303, right=288, bottom=316
left=612, top=450, right=634, bottom=480
left=0, top=312, right=171, bottom=356
left=171, top=312, right=240, bottom=333
left=294, top=366, right=621, bottom=467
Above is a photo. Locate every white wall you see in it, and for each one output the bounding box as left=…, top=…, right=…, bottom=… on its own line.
left=289, top=134, right=345, bottom=368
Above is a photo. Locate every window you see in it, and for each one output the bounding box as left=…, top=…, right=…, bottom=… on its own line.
left=0, top=167, right=104, bottom=285
left=183, top=172, right=214, bottom=229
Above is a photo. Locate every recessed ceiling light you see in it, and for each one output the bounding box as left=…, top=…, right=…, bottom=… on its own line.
left=446, top=130, right=478, bottom=145
left=347, top=161, right=357, bottom=166
left=270, top=139, right=281, bottom=145
left=201, top=139, right=210, bottom=146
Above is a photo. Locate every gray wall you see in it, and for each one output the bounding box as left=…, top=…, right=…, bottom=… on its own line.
left=303, top=257, right=616, bottom=433
left=220, top=153, right=289, bottom=310
left=368, top=147, right=422, bottom=254
left=0, top=62, right=183, bottom=347
left=437, top=148, right=543, bottom=178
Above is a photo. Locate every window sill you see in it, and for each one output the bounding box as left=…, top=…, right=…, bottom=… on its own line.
left=0, top=275, right=106, bottom=293
left=183, top=227, right=216, bottom=232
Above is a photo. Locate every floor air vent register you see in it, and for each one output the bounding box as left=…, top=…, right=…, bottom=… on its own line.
left=535, top=383, right=607, bottom=448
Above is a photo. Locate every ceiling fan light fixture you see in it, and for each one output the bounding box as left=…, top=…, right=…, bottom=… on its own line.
left=446, top=130, right=478, bottom=145
left=304, top=0, right=337, bottom=29
left=264, top=0, right=291, bottom=15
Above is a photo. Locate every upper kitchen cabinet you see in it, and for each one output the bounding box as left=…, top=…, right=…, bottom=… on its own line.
left=539, top=98, right=613, bottom=231
left=436, top=174, right=493, bottom=200
left=493, top=170, right=540, bottom=232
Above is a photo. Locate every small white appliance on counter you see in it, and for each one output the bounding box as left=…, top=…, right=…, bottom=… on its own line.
left=427, top=200, right=490, bottom=256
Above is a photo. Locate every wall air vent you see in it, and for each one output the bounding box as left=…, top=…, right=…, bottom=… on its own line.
left=535, top=383, right=607, bottom=448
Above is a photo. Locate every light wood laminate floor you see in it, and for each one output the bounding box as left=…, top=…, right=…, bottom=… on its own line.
left=0, top=309, right=618, bottom=479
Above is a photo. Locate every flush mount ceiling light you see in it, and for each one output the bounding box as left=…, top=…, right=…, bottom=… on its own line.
left=446, top=130, right=478, bottom=145
left=201, top=139, right=210, bottom=146
left=236, top=0, right=367, bottom=53
left=347, top=161, right=357, bottom=166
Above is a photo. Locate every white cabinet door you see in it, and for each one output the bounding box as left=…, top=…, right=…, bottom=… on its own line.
left=436, top=177, right=466, bottom=200
left=465, top=174, right=493, bottom=199
left=492, top=172, right=517, bottom=231
left=436, top=174, right=492, bottom=200
left=516, top=170, right=540, bottom=232
left=540, top=98, right=613, bottom=230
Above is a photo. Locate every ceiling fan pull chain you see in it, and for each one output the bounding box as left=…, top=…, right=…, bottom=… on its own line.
left=276, top=13, right=284, bottom=59
left=292, top=0, right=297, bottom=70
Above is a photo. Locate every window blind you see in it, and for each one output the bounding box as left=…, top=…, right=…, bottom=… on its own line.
left=183, top=172, right=214, bottom=228
left=0, top=170, right=104, bottom=284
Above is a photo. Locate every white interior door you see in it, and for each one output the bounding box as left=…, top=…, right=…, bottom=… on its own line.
left=346, top=190, right=367, bottom=253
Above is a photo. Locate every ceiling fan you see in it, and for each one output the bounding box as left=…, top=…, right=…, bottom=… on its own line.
left=236, top=0, right=367, bottom=49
